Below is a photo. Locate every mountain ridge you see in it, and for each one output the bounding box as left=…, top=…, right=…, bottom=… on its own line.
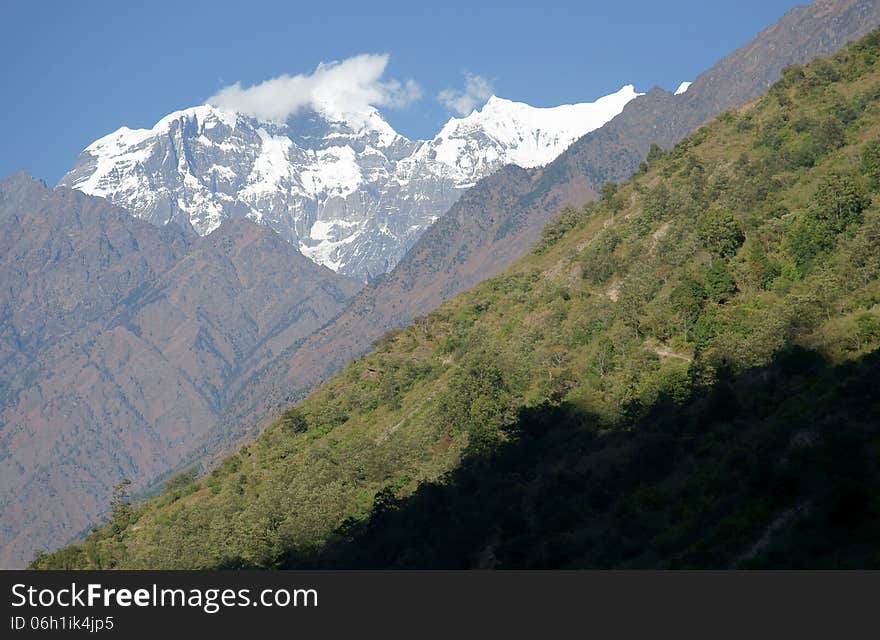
left=60, top=87, right=638, bottom=280
left=210, top=0, right=880, bottom=443
left=0, top=177, right=360, bottom=568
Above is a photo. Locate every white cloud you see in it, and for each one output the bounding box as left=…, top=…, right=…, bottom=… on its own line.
left=438, top=73, right=495, bottom=116
left=207, top=54, right=422, bottom=122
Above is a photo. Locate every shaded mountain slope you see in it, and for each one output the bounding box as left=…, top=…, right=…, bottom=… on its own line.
left=287, top=347, right=880, bottom=569
left=35, top=30, right=880, bottom=569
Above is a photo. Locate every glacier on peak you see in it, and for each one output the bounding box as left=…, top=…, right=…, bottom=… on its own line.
left=416, top=84, right=642, bottom=186
left=674, top=81, right=692, bottom=96
left=60, top=86, right=638, bottom=280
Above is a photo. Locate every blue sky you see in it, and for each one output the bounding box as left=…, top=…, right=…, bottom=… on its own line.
left=2, top=0, right=801, bottom=184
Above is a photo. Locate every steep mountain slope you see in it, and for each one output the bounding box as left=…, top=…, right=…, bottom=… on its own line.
left=546, top=0, right=880, bottom=197
left=219, top=165, right=540, bottom=433
left=0, top=174, right=192, bottom=366
left=0, top=179, right=359, bottom=568
left=36, top=30, right=880, bottom=569
left=60, top=88, right=638, bottom=281
left=216, top=0, right=880, bottom=440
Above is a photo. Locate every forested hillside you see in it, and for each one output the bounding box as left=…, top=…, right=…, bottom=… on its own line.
left=212, top=0, right=880, bottom=447
left=34, top=31, right=880, bottom=569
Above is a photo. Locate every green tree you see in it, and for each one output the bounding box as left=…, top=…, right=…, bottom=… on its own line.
left=537, top=206, right=585, bottom=252
left=785, top=216, right=835, bottom=273
left=164, top=468, right=197, bottom=491
left=772, top=261, right=802, bottom=293
left=704, top=261, right=737, bottom=303
left=860, top=139, right=880, bottom=191
left=698, top=209, right=745, bottom=257
left=581, top=231, right=620, bottom=284
left=850, top=217, right=880, bottom=284
left=599, top=181, right=618, bottom=200
left=670, top=278, right=706, bottom=335
left=279, top=406, right=309, bottom=434
left=646, top=143, right=665, bottom=165
left=810, top=116, right=846, bottom=157
left=643, top=182, right=671, bottom=221
left=813, top=173, right=870, bottom=233
left=853, top=313, right=880, bottom=350
left=809, top=58, right=841, bottom=86
left=592, top=336, right=616, bottom=378
left=617, top=287, right=646, bottom=333
left=691, top=309, right=721, bottom=352
left=437, top=353, right=514, bottom=456
left=600, top=181, right=623, bottom=213
left=688, top=163, right=707, bottom=204
left=109, top=479, right=133, bottom=537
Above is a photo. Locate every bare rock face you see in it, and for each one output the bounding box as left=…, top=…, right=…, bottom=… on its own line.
left=216, top=0, right=880, bottom=434
left=0, top=174, right=360, bottom=568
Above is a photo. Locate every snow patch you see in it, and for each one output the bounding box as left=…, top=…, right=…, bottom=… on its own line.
left=300, top=145, right=364, bottom=199
left=241, top=128, right=294, bottom=197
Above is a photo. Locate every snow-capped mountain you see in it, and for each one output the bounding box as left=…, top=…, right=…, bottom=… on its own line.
left=408, top=87, right=640, bottom=187
left=60, top=85, right=639, bottom=280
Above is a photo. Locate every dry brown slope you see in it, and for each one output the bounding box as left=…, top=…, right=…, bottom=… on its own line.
left=0, top=177, right=360, bottom=568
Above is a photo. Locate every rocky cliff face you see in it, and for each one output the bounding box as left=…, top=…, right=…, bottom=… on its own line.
left=59, top=88, right=639, bottom=281
left=0, top=173, right=360, bottom=568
